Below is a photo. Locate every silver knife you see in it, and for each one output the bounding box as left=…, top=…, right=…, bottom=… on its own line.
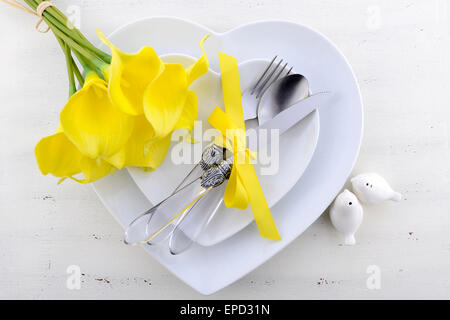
left=251, top=91, right=332, bottom=149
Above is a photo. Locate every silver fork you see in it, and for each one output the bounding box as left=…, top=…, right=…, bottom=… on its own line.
left=124, top=56, right=293, bottom=251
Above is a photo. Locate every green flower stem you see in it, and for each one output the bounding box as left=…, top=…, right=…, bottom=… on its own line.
left=42, top=6, right=112, bottom=64
left=24, top=0, right=111, bottom=64
left=71, top=57, right=84, bottom=87
left=50, top=24, right=109, bottom=72
left=32, top=3, right=78, bottom=96
left=72, top=48, right=96, bottom=78
left=55, top=35, right=76, bottom=96
left=22, top=0, right=110, bottom=82
left=48, top=6, right=112, bottom=63
left=22, top=0, right=94, bottom=63
left=47, top=14, right=84, bottom=87
left=64, top=45, right=77, bottom=97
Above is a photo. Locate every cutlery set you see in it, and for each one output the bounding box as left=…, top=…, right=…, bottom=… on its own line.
left=125, top=56, right=332, bottom=254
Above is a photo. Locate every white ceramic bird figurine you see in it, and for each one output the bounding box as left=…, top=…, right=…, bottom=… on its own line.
left=351, top=172, right=402, bottom=205
left=330, top=189, right=363, bottom=245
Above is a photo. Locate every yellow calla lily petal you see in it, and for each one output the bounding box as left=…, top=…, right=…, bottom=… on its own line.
left=186, top=35, right=210, bottom=85
left=143, top=63, right=188, bottom=139
left=175, top=90, right=198, bottom=132
left=117, top=115, right=171, bottom=170
left=97, top=30, right=164, bottom=115
left=60, top=75, right=134, bottom=159
left=104, top=148, right=126, bottom=169
left=141, top=135, right=172, bottom=170
left=35, top=132, right=82, bottom=178
left=76, top=157, right=115, bottom=183
left=35, top=131, right=115, bottom=184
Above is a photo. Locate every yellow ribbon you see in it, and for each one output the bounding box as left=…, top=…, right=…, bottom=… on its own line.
left=208, top=52, right=281, bottom=241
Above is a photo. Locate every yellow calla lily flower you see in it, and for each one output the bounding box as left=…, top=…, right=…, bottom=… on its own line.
left=97, top=30, right=164, bottom=116
left=35, top=131, right=114, bottom=184
left=142, top=35, right=209, bottom=139
left=60, top=73, right=134, bottom=160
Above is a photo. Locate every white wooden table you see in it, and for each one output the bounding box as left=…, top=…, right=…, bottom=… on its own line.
left=0, top=0, right=449, bottom=299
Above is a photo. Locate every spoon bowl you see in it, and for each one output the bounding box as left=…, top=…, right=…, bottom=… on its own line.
left=257, top=74, right=309, bottom=126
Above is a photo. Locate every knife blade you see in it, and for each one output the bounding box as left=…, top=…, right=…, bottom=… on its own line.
left=249, top=91, right=332, bottom=149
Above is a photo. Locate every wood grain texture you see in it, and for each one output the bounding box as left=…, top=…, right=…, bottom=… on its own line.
left=0, top=0, right=449, bottom=299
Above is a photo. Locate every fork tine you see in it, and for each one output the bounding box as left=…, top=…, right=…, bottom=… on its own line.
left=286, top=66, right=293, bottom=75
left=275, top=62, right=288, bottom=79
left=256, top=62, right=288, bottom=99
left=250, top=56, right=277, bottom=95
left=255, top=59, right=283, bottom=97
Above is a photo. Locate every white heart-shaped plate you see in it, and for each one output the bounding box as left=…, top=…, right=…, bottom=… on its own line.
left=93, top=17, right=363, bottom=295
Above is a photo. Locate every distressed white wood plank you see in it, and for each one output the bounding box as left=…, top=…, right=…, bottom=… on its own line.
left=0, top=0, right=449, bottom=299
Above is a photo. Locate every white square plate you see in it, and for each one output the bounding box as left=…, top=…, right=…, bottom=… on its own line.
left=93, top=17, right=363, bottom=295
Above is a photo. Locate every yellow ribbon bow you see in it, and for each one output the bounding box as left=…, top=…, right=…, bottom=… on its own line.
left=208, top=53, right=281, bottom=241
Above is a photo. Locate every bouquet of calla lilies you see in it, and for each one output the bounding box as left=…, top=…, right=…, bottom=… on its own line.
left=5, top=0, right=209, bottom=183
